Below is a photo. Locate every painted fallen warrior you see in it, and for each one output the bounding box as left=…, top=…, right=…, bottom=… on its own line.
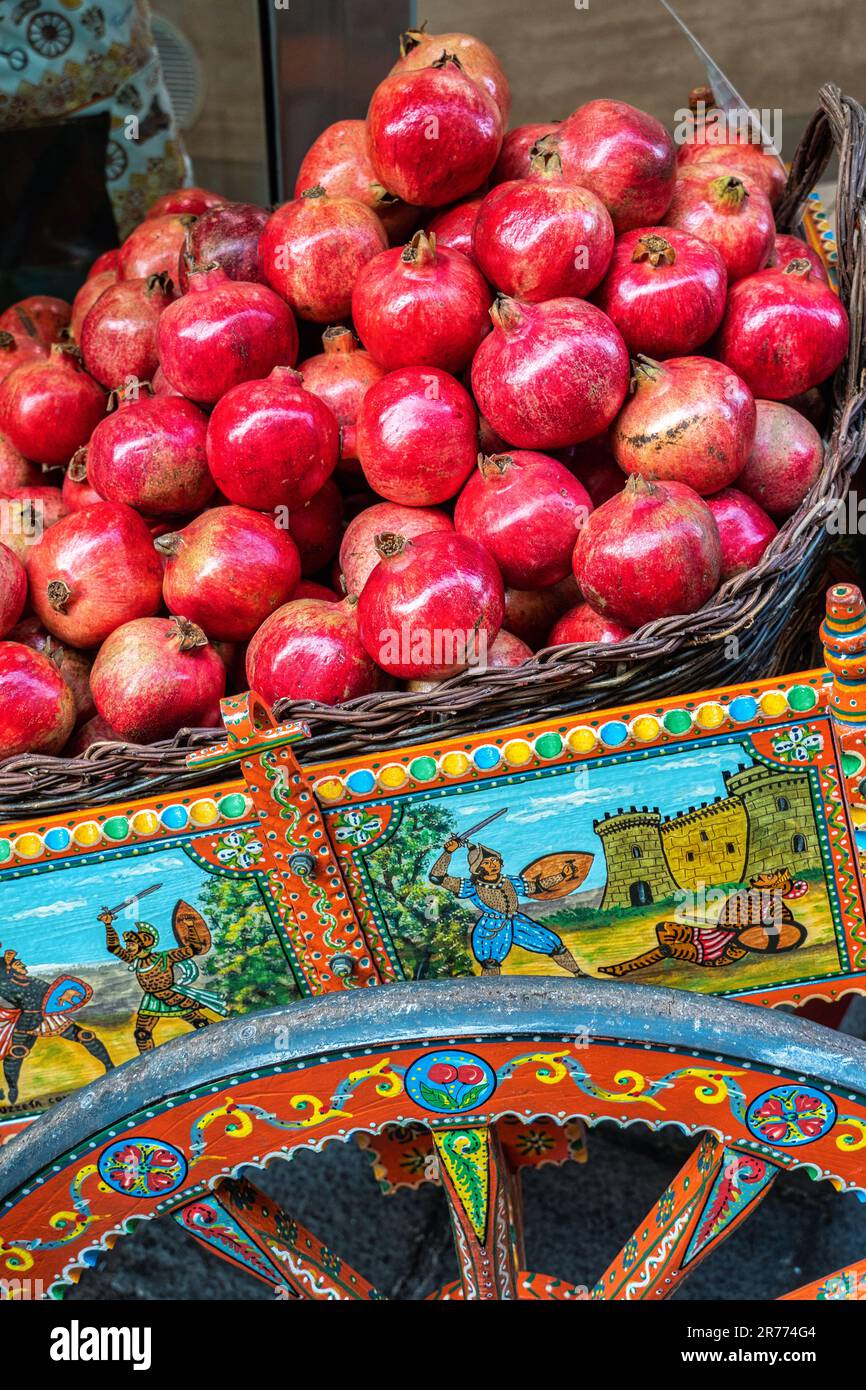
left=429, top=831, right=591, bottom=975
left=599, top=868, right=810, bottom=977
left=0, top=947, right=113, bottom=1104
left=100, top=899, right=227, bottom=1053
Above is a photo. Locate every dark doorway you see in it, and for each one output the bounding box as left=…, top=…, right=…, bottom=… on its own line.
left=630, top=880, right=653, bottom=907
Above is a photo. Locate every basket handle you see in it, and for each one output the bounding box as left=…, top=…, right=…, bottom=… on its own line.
left=777, top=84, right=866, bottom=401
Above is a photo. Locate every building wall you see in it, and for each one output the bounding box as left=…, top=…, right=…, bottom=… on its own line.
left=725, top=767, right=822, bottom=876
left=661, top=798, right=748, bottom=891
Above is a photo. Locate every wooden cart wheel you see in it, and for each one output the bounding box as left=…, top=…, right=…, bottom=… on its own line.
left=2, top=978, right=866, bottom=1302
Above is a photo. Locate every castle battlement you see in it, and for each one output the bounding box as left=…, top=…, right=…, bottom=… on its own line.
left=660, top=796, right=742, bottom=831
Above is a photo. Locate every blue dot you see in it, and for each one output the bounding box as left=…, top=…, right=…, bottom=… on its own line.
left=346, top=769, right=376, bottom=795
left=473, top=745, right=500, bottom=770
left=729, top=696, right=758, bottom=722
left=44, top=827, right=71, bottom=852
left=600, top=721, right=629, bottom=747
left=160, top=805, right=189, bottom=830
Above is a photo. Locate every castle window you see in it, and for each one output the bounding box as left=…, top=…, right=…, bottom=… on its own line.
left=631, top=846, right=642, bottom=860
left=726, top=842, right=735, bottom=855
left=777, top=796, right=790, bottom=811
left=700, top=830, right=708, bottom=842
left=792, top=833, right=807, bottom=853
left=686, top=851, right=694, bottom=862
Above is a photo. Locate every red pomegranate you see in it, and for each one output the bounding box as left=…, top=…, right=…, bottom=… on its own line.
left=357, top=531, right=504, bottom=678
left=504, top=575, right=580, bottom=648
left=157, top=506, right=301, bottom=642
left=91, top=616, right=226, bottom=742
left=25, top=502, right=163, bottom=646
left=0, top=346, right=104, bottom=466
left=156, top=265, right=299, bottom=403
left=88, top=248, right=120, bottom=279
left=66, top=713, right=122, bottom=754
left=9, top=615, right=95, bottom=723
left=0, top=542, right=26, bottom=637
left=491, top=123, right=559, bottom=182
left=367, top=57, right=503, bottom=208
left=769, top=234, right=829, bottom=283
left=0, top=330, right=45, bottom=385
left=118, top=214, right=194, bottom=281
left=352, top=230, right=492, bottom=372
left=294, top=579, right=340, bottom=603
left=70, top=270, right=116, bottom=342
left=612, top=356, right=756, bottom=494
left=355, top=366, right=477, bottom=505
left=705, top=488, right=777, bottom=578
left=428, top=197, right=484, bottom=261
left=484, top=628, right=532, bottom=666
left=259, top=187, right=387, bottom=323
left=573, top=477, right=721, bottom=627
left=471, top=295, right=629, bottom=448
left=455, top=451, right=592, bottom=588
left=0, top=487, right=67, bottom=563
left=80, top=273, right=173, bottom=389
left=594, top=228, right=727, bottom=357
left=556, top=436, right=625, bottom=507
left=0, top=642, right=76, bottom=758
left=246, top=596, right=387, bottom=705
left=537, top=101, right=676, bottom=233
left=152, top=365, right=182, bottom=398
left=86, top=394, right=213, bottom=516
left=473, top=152, right=614, bottom=301
left=146, top=187, right=223, bottom=219
left=547, top=602, right=633, bottom=647
left=286, top=478, right=343, bottom=575
left=717, top=261, right=849, bottom=399
left=0, top=295, right=70, bottom=349
left=785, top=387, right=826, bottom=432
left=298, top=327, right=386, bottom=466
left=62, top=451, right=105, bottom=512
left=677, top=139, right=786, bottom=207
left=390, top=28, right=511, bottom=121
left=735, top=400, right=824, bottom=517
left=0, top=431, right=40, bottom=490
left=178, top=202, right=270, bottom=291
left=340, top=501, right=453, bottom=594
left=206, top=365, right=339, bottom=510
left=293, top=119, right=418, bottom=245
left=664, top=170, right=774, bottom=282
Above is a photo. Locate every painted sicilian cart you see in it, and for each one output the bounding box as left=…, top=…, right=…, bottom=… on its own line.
left=0, top=583, right=865, bottom=1301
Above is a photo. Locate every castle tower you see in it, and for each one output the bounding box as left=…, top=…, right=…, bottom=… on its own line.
left=724, top=765, right=821, bottom=877
left=594, top=808, right=679, bottom=910
left=660, top=796, right=749, bottom=891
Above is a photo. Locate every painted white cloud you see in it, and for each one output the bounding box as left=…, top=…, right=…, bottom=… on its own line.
left=10, top=898, right=87, bottom=921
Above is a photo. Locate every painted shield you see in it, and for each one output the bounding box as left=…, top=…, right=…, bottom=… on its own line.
left=172, top=900, right=212, bottom=954
left=43, top=976, right=92, bottom=1015
left=520, top=852, right=593, bottom=899
left=736, top=919, right=807, bottom=953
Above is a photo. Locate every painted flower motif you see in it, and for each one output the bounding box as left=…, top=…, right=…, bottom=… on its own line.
left=656, top=1187, right=676, bottom=1226
left=514, top=1128, right=555, bottom=1158
left=818, top=1274, right=854, bottom=1300
left=622, top=1237, right=639, bottom=1269
left=319, top=1247, right=342, bottom=1278
left=771, top=724, right=823, bottom=764
left=216, top=830, right=263, bottom=871
left=274, top=1212, right=299, bottom=1245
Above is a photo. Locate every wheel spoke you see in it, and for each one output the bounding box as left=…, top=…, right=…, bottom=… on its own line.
left=781, top=1258, right=866, bottom=1300
left=174, top=1176, right=384, bottom=1300
left=591, top=1134, right=780, bottom=1300
left=432, top=1125, right=521, bottom=1299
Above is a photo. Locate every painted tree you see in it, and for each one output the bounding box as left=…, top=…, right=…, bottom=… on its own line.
left=197, top=873, right=299, bottom=1012
left=364, top=805, right=474, bottom=979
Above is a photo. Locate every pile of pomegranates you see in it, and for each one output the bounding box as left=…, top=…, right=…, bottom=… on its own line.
left=0, top=32, right=848, bottom=761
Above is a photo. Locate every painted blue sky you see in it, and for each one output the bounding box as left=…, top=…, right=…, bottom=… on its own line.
left=0, top=845, right=217, bottom=968
left=409, top=740, right=756, bottom=892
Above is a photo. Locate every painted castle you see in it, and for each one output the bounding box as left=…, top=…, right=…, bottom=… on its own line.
left=593, top=763, right=822, bottom=910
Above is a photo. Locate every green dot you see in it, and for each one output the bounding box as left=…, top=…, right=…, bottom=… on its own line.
left=788, top=684, right=818, bottom=712
left=410, top=756, right=438, bottom=781
left=0, top=839, right=10, bottom=863
left=664, top=709, right=692, bottom=735
left=535, top=732, right=562, bottom=759
left=219, top=793, right=248, bottom=819
left=102, top=816, right=129, bottom=842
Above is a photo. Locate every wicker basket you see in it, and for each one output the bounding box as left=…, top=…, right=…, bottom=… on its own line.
left=2, top=84, right=864, bottom=817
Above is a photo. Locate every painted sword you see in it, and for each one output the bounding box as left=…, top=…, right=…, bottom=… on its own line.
left=454, top=807, right=508, bottom=846
left=101, top=883, right=163, bottom=919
